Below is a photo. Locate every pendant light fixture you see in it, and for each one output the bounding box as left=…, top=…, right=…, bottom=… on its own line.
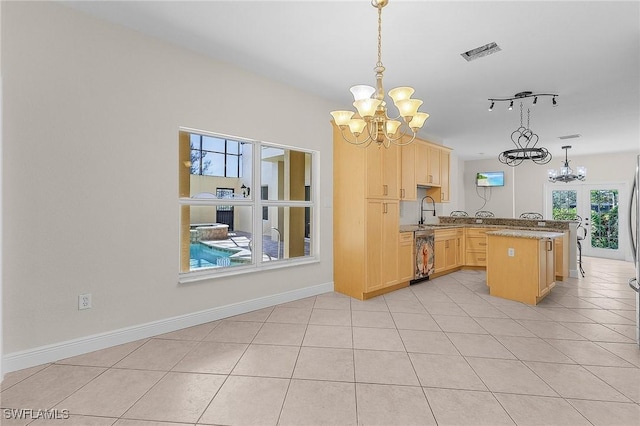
left=548, top=145, right=587, bottom=183
left=497, top=99, right=552, bottom=167
left=330, top=0, right=429, bottom=148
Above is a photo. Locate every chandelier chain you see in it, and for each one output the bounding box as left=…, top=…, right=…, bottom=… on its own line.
left=376, top=5, right=383, bottom=67
left=519, top=102, right=523, bottom=127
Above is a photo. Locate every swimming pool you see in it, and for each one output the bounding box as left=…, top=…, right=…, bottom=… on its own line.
left=189, top=243, right=248, bottom=269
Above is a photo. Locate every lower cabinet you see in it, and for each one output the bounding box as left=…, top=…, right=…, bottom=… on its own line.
left=434, top=228, right=463, bottom=274
left=465, top=227, right=490, bottom=266
left=486, top=234, right=556, bottom=305
left=365, top=199, right=400, bottom=293
left=398, top=232, right=414, bottom=283
left=554, top=232, right=569, bottom=280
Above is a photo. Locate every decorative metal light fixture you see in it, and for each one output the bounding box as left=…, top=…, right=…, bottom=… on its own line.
left=330, top=0, right=429, bottom=148
left=494, top=91, right=556, bottom=167
left=548, top=145, right=586, bottom=183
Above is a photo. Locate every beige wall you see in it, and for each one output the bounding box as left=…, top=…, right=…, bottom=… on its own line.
left=2, top=2, right=335, bottom=355
left=463, top=151, right=639, bottom=218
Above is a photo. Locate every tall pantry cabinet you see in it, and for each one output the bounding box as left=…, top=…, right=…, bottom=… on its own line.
left=333, top=124, right=405, bottom=300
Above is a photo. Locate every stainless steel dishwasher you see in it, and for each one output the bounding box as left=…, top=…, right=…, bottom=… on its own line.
left=412, top=229, right=435, bottom=284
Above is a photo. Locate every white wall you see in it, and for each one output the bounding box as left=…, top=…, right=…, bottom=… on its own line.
left=2, top=2, right=335, bottom=364
left=463, top=151, right=639, bottom=218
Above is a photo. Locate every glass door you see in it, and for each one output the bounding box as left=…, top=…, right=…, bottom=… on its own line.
left=546, top=183, right=627, bottom=260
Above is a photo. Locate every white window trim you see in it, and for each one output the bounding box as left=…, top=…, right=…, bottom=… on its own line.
left=178, top=127, right=320, bottom=284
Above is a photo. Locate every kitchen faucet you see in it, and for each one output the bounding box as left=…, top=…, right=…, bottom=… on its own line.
left=419, top=195, right=436, bottom=224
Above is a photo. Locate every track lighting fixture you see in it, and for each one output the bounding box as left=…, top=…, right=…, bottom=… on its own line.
left=488, top=91, right=558, bottom=111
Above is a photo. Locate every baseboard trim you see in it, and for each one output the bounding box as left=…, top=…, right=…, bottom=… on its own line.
left=3, top=282, right=334, bottom=375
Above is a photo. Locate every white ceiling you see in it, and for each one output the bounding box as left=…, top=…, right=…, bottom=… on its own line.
left=62, top=0, right=640, bottom=161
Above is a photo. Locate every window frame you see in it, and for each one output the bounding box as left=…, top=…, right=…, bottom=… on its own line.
left=178, top=127, right=319, bottom=284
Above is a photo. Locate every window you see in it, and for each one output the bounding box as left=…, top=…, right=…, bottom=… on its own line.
left=190, top=134, right=242, bottom=178
left=179, top=129, right=317, bottom=281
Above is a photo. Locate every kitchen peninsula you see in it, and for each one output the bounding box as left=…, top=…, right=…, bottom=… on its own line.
left=486, top=229, right=565, bottom=305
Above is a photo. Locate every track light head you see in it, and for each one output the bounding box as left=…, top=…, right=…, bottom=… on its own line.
left=489, top=101, right=494, bottom=111
left=533, top=96, right=538, bottom=105
left=508, top=100, right=513, bottom=111
left=552, top=96, right=557, bottom=107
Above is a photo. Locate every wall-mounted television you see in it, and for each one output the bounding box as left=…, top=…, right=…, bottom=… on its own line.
left=476, top=171, right=504, bottom=187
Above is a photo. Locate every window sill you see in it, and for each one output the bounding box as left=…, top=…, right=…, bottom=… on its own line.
left=178, top=256, right=321, bottom=284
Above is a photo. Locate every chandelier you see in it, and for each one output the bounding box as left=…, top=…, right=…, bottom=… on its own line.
left=330, top=0, right=429, bottom=148
left=548, top=145, right=586, bottom=183
left=495, top=92, right=555, bottom=166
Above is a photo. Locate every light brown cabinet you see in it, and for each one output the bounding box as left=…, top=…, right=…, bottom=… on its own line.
left=398, top=232, right=414, bottom=283
left=465, top=227, right=491, bottom=266
left=366, top=141, right=400, bottom=199
left=333, top=124, right=406, bottom=300
left=486, top=233, right=556, bottom=305
left=434, top=228, right=463, bottom=274
left=365, top=199, right=400, bottom=292
left=554, top=232, right=569, bottom=280
left=401, top=139, right=452, bottom=202
left=400, top=142, right=417, bottom=200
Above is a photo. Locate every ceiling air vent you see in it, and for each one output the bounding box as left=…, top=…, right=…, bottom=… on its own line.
left=461, top=42, right=501, bottom=62
left=558, top=134, right=582, bottom=140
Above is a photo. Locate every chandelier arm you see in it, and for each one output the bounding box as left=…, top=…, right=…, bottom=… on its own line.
left=338, top=127, right=374, bottom=147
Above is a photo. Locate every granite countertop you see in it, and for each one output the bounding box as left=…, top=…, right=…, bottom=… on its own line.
left=486, top=229, right=565, bottom=239
left=399, top=223, right=568, bottom=233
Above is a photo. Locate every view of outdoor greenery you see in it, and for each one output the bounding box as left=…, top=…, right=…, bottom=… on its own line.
left=551, top=189, right=619, bottom=250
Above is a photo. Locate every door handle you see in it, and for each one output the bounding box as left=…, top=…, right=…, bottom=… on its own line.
left=628, top=169, right=637, bottom=262
left=629, top=278, right=639, bottom=293
left=383, top=185, right=388, bottom=196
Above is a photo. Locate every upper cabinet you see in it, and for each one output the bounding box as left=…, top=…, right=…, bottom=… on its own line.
left=400, top=138, right=452, bottom=202
left=366, top=141, right=400, bottom=199
left=400, top=142, right=417, bottom=200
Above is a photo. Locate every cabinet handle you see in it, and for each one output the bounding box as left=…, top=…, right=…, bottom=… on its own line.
left=428, top=175, right=433, bottom=183
left=445, top=241, right=449, bottom=248
left=479, top=242, right=487, bottom=246
left=401, top=188, right=405, bottom=199
left=383, top=185, right=388, bottom=196
left=546, top=240, right=553, bottom=251
left=478, top=257, right=486, bottom=261
left=383, top=203, right=388, bottom=214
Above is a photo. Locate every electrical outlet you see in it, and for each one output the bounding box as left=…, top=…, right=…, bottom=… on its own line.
left=475, top=219, right=483, bottom=224
left=508, top=248, right=515, bottom=257
left=78, top=293, right=92, bottom=310
left=537, top=221, right=546, bottom=226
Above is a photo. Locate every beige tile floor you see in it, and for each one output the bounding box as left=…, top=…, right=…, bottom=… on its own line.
left=1, top=256, right=639, bottom=425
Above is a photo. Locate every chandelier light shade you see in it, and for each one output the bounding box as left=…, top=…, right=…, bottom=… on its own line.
left=495, top=91, right=556, bottom=167
left=548, top=145, right=587, bottom=183
left=330, top=0, right=429, bottom=148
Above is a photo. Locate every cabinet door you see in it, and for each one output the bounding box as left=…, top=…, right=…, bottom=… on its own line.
left=367, top=144, right=399, bottom=199
left=440, top=150, right=450, bottom=202
left=538, top=239, right=555, bottom=297
left=455, top=236, right=463, bottom=267
left=398, top=232, right=414, bottom=283
left=415, top=141, right=429, bottom=186
left=382, top=200, right=400, bottom=287
left=383, top=143, right=400, bottom=199
left=427, top=145, right=441, bottom=186
left=365, top=200, right=399, bottom=292
left=445, top=239, right=457, bottom=269
left=400, top=143, right=417, bottom=200
left=365, top=200, right=384, bottom=292
left=434, top=238, right=446, bottom=273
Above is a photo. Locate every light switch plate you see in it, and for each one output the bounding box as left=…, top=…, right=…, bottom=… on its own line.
left=475, top=219, right=483, bottom=224
left=537, top=222, right=546, bottom=226
left=508, top=248, right=515, bottom=257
